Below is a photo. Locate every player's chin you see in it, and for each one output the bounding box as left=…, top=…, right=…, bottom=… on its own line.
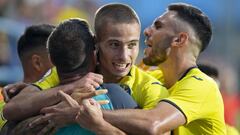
left=113, top=69, right=130, bottom=78
left=143, top=57, right=158, bottom=66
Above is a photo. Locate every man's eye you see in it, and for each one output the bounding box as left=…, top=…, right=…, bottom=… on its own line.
left=154, top=21, right=162, bottom=29
left=155, top=24, right=162, bottom=29
left=109, top=42, right=119, bottom=48
left=128, top=43, right=137, bottom=49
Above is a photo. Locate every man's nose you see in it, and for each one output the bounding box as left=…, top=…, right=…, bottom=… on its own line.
left=144, top=27, right=152, bottom=37
left=118, top=47, right=129, bottom=61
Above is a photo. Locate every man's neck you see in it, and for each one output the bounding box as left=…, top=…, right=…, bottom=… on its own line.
left=23, top=77, right=36, bottom=84
left=59, top=72, right=83, bottom=85
left=98, top=66, right=122, bottom=83
left=103, top=76, right=122, bottom=83
left=160, top=56, right=197, bottom=89
left=24, top=72, right=41, bottom=84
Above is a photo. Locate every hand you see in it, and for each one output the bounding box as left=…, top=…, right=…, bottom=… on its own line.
left=29, top=101, right=80, bottom=133
left=76, top=99, right=106, bottom=132
left=10, top=115, right=49, bottom=135
left=2, top=82, right=28, bottom=102
left=28, top=89, right=108, bottom=134
left=71, top=89, right=108, bottom=104
left=67, top=72, right=103, bottom=94
left=29, top=115, right=57, bottom=135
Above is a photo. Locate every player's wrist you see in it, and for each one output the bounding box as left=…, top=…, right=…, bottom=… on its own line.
left=91, top=118, right=109, bottom=133
left=62, top=83, right=75, bottom=94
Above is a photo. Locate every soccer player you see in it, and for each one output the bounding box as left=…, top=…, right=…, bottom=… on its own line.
left=18, top=24, right=55, bottom=84
left=4, top=19, right=110, bottom=135
left=67, top=3, right=226, bottom=135
left=2, top=24, right=56, bottom=102
left=93, top=3, right=168, bottom=109
left=0, top=24, right=55, bottom=130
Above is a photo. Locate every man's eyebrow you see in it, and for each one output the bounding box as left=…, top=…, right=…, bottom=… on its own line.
left=107, top=39, right=139, bottom=44
left=107, top=39, right=121, bottom=42
left=128, top=40, right=139, bottom=43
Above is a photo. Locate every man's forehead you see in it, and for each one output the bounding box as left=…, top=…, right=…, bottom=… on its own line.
left=106, top=37, right=139, bottom=42
left=98, top=22, right=140, bottom=41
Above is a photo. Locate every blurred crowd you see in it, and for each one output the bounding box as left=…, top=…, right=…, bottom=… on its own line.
left=0, top=0, right=239, bottom=132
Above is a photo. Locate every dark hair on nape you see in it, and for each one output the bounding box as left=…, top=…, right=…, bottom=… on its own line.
left=17, top=24, right=55, bottom=59
left=47, top=18, right=95, bottom=73
left=94, top=3, right=140, bottom=36
left=168, top=3, right=212, bottom=52
left=198, top=64, right=219, bottom=78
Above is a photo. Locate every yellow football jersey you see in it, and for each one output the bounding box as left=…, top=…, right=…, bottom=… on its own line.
left=162, top=68, right=226, bottom=134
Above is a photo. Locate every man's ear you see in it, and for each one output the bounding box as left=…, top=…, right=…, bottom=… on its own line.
left=31, top=54, right=42, bottom=72
left=172, top=32, right=188, bottom=48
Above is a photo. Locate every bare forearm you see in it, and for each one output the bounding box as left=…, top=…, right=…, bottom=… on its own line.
left=3, top=84, right=74, bottom=121
left=93, top=120, right=127, bottom=135
left=103, top=102, right=186, bottom=135
left=103, top=109, right=155, bottom=135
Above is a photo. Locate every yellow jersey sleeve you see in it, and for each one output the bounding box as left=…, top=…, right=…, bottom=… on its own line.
left=33, top=67, right=60, bottom=90
left=162, top=68, right=226, bottom=134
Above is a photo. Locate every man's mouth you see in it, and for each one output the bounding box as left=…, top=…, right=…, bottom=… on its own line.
left=144, top=40, right=152, bottom=47
left=144, top=47, right=152, bottom=57
left=112, top=63, right=130, bottom=71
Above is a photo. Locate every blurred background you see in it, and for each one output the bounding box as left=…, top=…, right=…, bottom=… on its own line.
left=0, top=0, right=239, bottom=131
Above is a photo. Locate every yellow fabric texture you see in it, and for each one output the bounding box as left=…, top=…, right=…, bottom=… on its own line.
left=226, top=124, right=239, bottom=135
left=163, top=68, right=226, bottom=135
left=34, top=67, right=59, bottom=90
left=137, top=61, right=164, bottom=83
left=146, top=69, right=165, bottom=84
left=34, top=66, right=168, bottom=109
left=0, top=88, right=6, bottom=128
left=119, top=65, right=168, bottom=109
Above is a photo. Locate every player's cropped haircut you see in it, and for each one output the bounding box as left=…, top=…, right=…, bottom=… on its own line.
left=94, top=3, right=140, bottom=37
left=47, top=18, right=95, bottom=73
left=168, top=3, right=212, bottom=52
left=17, top=24, right=55, bottom=60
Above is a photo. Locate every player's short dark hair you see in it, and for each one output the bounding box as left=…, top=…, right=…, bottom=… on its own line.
left=168, top=3, right=212, bottom=52
left=47, top=18, right=95, bottom=73
left=17, top=24, right=55, bottom=60
left=94, top=3, right=140, bottom=37
left=198, top=64, right=219, bottom=78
